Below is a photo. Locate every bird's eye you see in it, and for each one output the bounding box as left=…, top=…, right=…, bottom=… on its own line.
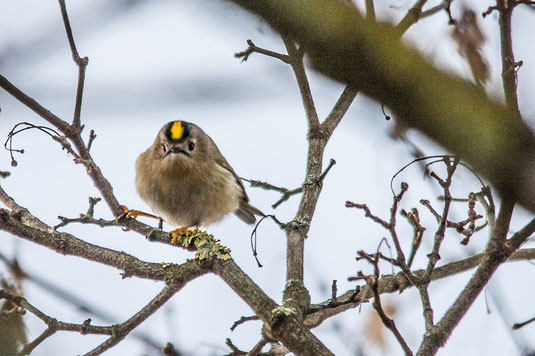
left=188, top=141, right=195, bottom=151
left=161, top=144, right=167, bottom=153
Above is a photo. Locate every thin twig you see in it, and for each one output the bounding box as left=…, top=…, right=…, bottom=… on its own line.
left=230, top=315, right=259, bottom=332
left=225, top=338, right=246, bottom=355
left=87, top=129, right=97, bottom=152
left=235, top=39, right=291, bottom=64
left=353, top=252, right=413, bottom=355
left=512, top=315, right=535, bottom=330
left=396, top=0, right=429, bottom=35
left=346, top=201, right=389, bottom=229
left=400, top=208, right=425, bottom=268
left=58, top=0, right=88, bottom=129
left=246, top=159, right=336, bottom=208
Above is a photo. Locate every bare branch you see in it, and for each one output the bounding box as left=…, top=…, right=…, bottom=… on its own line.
left=416, top=198, right=518, bottom=355
left=85, top=284, right=180, bottom=356
left=213, top=258, right=334, bottom=355
left=230, top=315, right=259, bottom=332
left=281, top=36, right=320, bottom=130
left=0, top=290, right=112, bottom=355
left=58, top=0, right=88, bottom=129
left=87, top=129, right=97, bottom=152
left=0, top=206, right=209, bottom=282
left=353, top=252, right=413, bottom=355
left=235, top=39, right=290, bottom=63
left=497, top=0, right=522, bottom=120
left=400, top=208, right=425, bottom=267
left=0, top=75, right=73, bottom=135
left=246, top=159, right=335, bottom=208
left=345, top=201, right=389, bottom=229
left=321, top=86, right=358, bottom=138
left=305, top=247, right=535, bottom=328
left=396, top=0, right=429, bottom=35
left=512, top=315, right=535, bottom=330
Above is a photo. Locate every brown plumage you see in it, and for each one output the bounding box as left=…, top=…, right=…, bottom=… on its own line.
left=135, top=120, right=263, bottom=228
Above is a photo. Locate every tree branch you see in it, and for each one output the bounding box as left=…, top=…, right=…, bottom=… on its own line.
left=85, top=284, right=181, bottom=356
left=58, top=0, right=88, bottom=129
left=416, top=198, right=517, bottom=355
left=305, top=247, right=535, bottom=328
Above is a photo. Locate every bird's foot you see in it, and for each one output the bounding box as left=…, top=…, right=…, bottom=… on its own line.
left=169, top=226, right=198, bottom=245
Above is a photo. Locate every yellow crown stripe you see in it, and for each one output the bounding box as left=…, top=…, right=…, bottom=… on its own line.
left=170, top=121, right=184, bottom=140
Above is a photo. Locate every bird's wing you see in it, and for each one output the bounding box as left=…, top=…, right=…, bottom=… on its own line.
left=215, top=155, right=250, bottom=202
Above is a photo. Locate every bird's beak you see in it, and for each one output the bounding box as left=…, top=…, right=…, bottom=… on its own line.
left=168, top=146, right=189, bottom=156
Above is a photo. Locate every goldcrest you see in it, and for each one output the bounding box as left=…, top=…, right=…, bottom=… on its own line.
left=135, top=120, right=263, bottom=228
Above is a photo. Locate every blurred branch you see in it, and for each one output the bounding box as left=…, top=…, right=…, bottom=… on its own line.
left=234, top=39, right=290, bottom=63
left=0, top=290, right=112, bottom=353
left=0, top=251, right=162, bottom=350
left=497, top=0, right=522, bottom=120
left=513, top=315, right=535, bottom=330
left=396, top=0, right=429, bottom=35
left=227, top=0, right=535, bottom=213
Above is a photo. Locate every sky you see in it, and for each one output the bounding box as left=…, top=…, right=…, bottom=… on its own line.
left=1, top=0, right=535, bottom=355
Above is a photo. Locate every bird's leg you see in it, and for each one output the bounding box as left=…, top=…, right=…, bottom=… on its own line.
left=121, top=205, right=163, bottom=222
left=120, top=206, right=164, bottom=231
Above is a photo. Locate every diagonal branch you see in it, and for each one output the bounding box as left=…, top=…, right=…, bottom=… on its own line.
left=321, top=86, right=358, bottom=138
left=84, top=284, right=181, bottom=356
left=281, top=36, right=320, bottom=130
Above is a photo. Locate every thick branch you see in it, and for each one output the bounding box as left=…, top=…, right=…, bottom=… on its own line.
left=0, top=207, right=209, bottom=282
left=213, top=259, right=334, bottom=356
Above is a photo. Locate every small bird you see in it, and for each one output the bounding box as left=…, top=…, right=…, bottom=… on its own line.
left=135, top=120, right=263, bottom=230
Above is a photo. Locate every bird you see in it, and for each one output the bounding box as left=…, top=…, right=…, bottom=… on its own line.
left=134, top=120, right=263, bottom=231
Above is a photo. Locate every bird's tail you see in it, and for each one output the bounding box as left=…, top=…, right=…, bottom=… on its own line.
left=235, top=201, right=265, bottom=224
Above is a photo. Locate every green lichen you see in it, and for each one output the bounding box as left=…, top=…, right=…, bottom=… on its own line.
left=170, top=228, right=231, bottom=261
left=272, top=306, right=296, bottom=316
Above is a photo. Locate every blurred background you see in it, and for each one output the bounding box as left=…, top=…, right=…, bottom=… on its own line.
left=1, top=0, right=535, bottom=355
